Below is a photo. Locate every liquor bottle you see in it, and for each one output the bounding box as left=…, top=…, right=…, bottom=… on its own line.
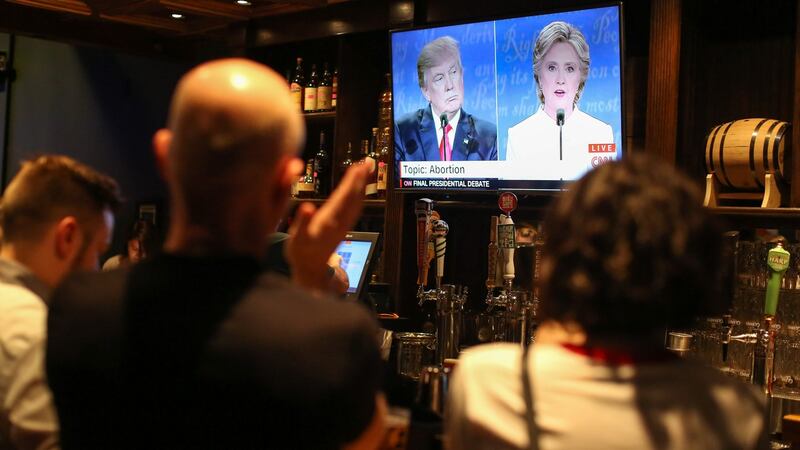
left=314, top=130, right=330, bottom=197
left=331, top=68, right=339, bottom=109
left=365, top=129, right=379, bottom=198
left=296, top=160, right=316, bottom=198
left=369, top=127, right=379, bottom=158
left=339, top=142, right=354, bottom=180
left=376, top=127, right=390, bottom=198
left=290, top=57, right=304, bottom=111
left=303, top=64, right=318, bottom=113
left=378, top=73, right=393, bottom=130
left=317, top=63, right=332, bottom=111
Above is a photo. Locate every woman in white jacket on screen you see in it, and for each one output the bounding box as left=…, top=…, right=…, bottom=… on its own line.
left=506, top=21, right=614, bottom=181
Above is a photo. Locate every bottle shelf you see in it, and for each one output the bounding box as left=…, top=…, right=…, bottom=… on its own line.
left=291, top=198, right=386, bottom=208
left=707, top=206, right=800, bottom=229
left=303, top=110, right=336, bottom=121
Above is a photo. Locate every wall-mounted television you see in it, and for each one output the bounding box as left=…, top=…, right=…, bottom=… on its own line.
left=391, top=4, right=623, bottom=191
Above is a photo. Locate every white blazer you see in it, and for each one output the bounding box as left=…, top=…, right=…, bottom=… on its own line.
left=506, top=107, right=615, bottom=181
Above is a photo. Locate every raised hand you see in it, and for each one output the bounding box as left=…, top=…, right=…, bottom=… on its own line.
left=286, top=158, right=373, bottom=292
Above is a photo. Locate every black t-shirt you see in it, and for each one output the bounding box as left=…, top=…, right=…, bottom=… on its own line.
left=46, top=253, right=382, bottom=450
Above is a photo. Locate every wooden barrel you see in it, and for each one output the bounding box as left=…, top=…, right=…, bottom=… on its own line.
left=705, top=118, right=790, bottom=190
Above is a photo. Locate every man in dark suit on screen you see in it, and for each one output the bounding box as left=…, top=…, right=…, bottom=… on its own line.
left=394, top=36, right=497, bottom=163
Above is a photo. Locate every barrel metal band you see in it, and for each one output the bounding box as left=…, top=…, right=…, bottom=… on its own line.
left=772, top=122, right=786, bottom=184
left=717, top=121, right=736, bottom=188
left=762, top=120, right=780, bottom=187
left=749, top=119, right=769, bottom=189
left=706, top=125, right=722, bottom=175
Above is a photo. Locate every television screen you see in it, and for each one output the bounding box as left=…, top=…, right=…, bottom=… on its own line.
left=334, top=231, right=380, bottom=304
left=391, top=4, right=623, bottom=191
left=336, top=240, right=374, bottom=294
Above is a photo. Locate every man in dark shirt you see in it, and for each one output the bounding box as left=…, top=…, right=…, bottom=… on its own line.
left=46, top=59, right=385, bottom=449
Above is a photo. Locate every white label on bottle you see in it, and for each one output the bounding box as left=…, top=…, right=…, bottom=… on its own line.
left=304, top=87, right=317, bottom=111
left=290, top=83, right=303, bottom=110
left=377, top=163, right=388, bottom=190
left=365, top=183, right=378, bottom=195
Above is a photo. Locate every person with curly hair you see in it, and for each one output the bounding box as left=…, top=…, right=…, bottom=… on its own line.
left=446, top=154, right=767, bottom=450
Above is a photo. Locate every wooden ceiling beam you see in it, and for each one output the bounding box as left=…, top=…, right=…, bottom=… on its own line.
left=6, top=0, right=91, bottom=15
left=251, top=3, right=312, bottom=17
left=86, top=0, right=153, bottom=15
left=181, top=18, right=233, bottom=36
left=3, top=0, right=360, bottom=40
left=99, top=12, right=187, bottom=32
left=274, top=0, right=327, bottom=6
left=158, top=0, right=249, bottom=20
left=0, top=2, right=200, bottom=58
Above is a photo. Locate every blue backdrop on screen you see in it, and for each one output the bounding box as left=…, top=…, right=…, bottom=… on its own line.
left=391, top=23, right=498, bottom=133
left=391, top=5, right=621, bottom=162
left=495, top=6, right=621, bottom=160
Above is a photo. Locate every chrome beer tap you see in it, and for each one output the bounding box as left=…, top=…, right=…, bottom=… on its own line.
left=433, top=284, right=468, bottom=363
left=721, top=314, right=733, bottom=363
left=759, top=242, right=789, bottom=395
left=727, top=243, right=790, bottom=395
left=413, top=200, right=467, bottom=363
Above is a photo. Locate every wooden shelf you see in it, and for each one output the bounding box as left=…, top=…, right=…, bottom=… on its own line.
left=303, top=110, right=336, bottom=121
left=291, top=198, right=386, bottom=208
left=707, top=206, right=800, bottom=229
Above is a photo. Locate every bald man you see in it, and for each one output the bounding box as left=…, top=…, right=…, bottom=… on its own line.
left=46, top=59, right=385, bottom=450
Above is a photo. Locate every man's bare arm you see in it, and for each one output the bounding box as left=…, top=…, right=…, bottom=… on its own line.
left=287, top=160, right=373, bottom=292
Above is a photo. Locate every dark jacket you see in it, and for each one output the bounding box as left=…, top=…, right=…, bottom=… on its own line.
left=394, top=106, right=498, bottom=163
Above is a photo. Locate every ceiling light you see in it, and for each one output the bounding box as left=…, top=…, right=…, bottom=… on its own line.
left=236, top=0, right=252, bottom=5
left=171, top=13, right=184, bottom=19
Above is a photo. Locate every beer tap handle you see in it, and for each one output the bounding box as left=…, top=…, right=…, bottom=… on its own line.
left=415, top=198, right=434, bottom=287
left=758, top=242, right=788, bottom=394
left=486, top=216, right=499, bottom=290
left=499, top=214, right=515, bottom=288
left=765, top=242, right=790, bottom=316
left=432, top=219, right=449, bottom=290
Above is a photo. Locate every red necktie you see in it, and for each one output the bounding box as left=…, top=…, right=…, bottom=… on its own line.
left=439, top=123, right=453, bottom=161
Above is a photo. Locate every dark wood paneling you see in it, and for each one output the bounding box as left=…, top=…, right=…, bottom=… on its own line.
left=335, top=31, right=389, bottom=183
left=384, top=190, right=404, bottom=311
left=645, top=0, right=681, bottom=162
left=424, top=0, right=600, bottom=26
left=676, top=0, right=796, bottom=189
left=793, top=0, right=800, bottom=206
left=247, top=1, right=391, bottom=47
left=0, top=2, right=200, bottom=59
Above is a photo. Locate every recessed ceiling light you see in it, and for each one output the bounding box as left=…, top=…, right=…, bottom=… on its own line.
left=236, top=0, right=252, bottom=5
left=171, top=13, right=184, bottom=19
